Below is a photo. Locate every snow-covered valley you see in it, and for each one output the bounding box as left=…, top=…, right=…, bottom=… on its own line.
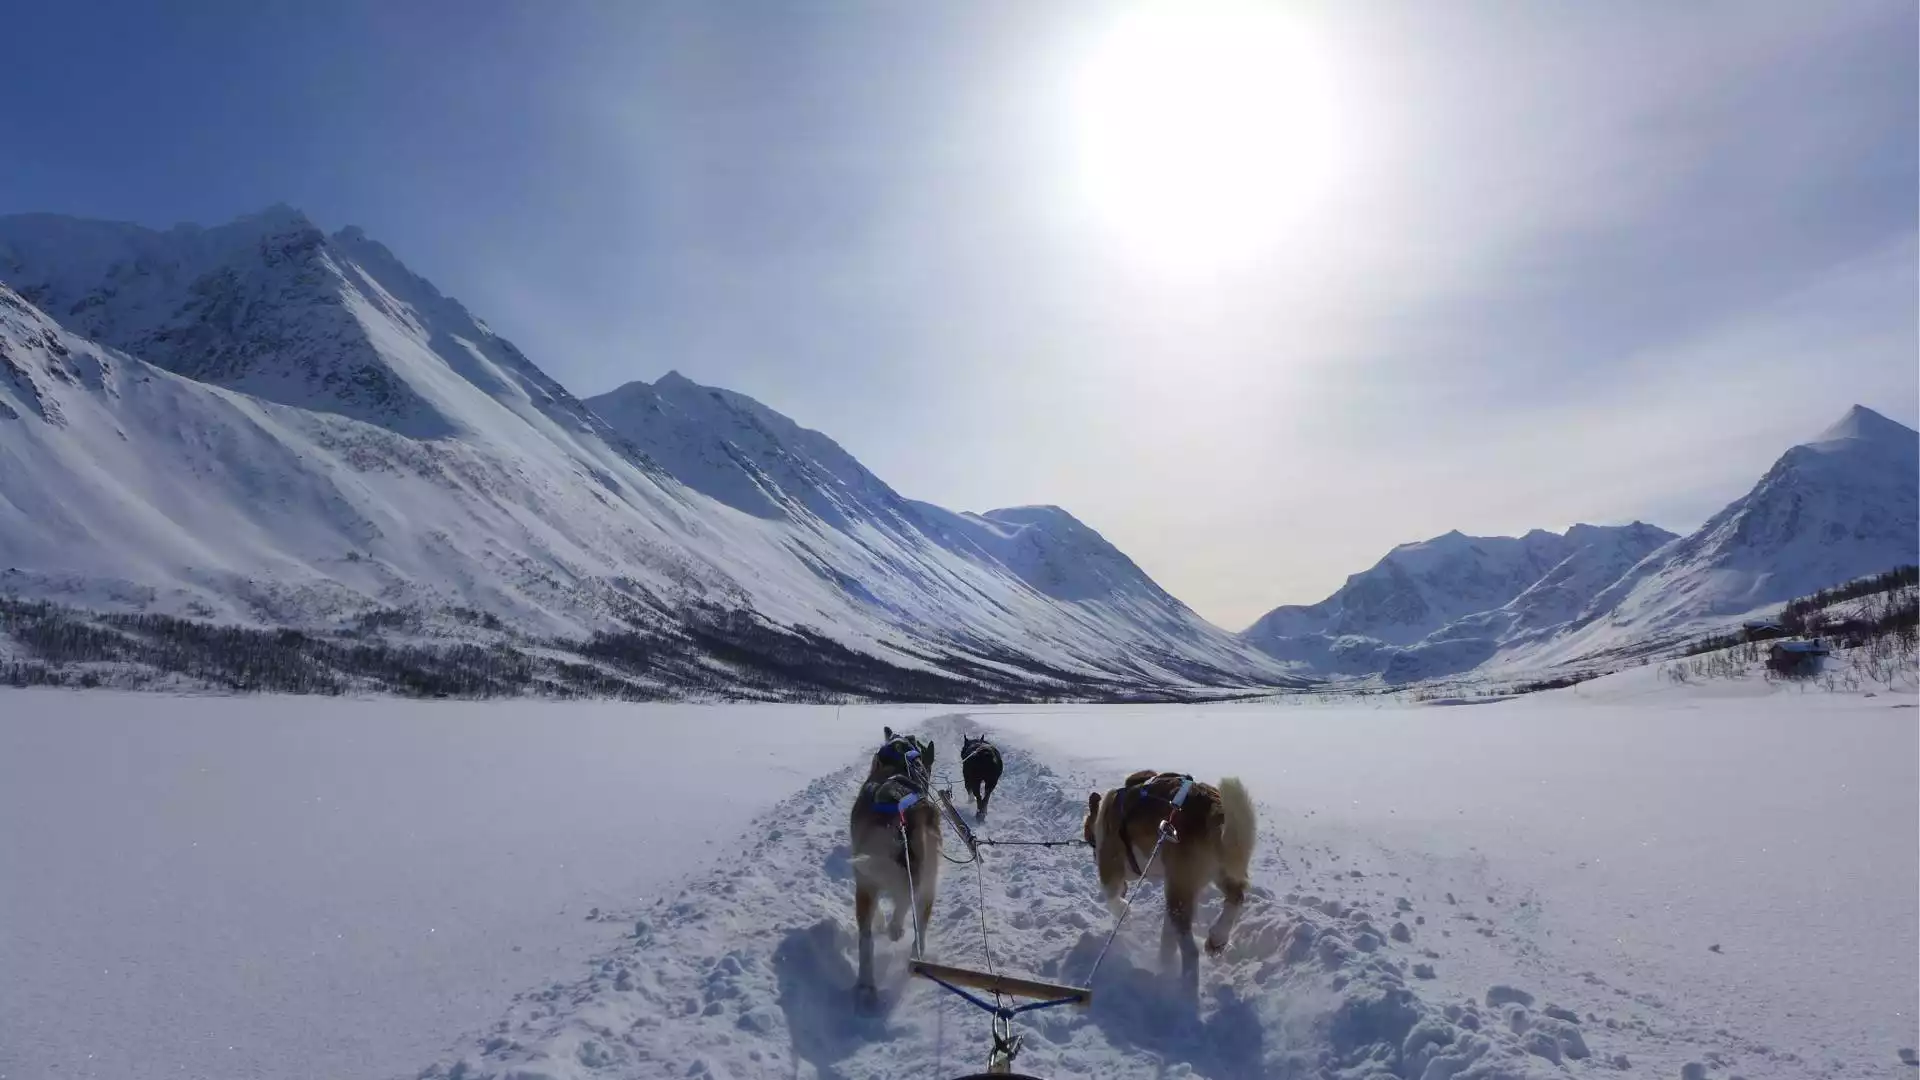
left=4, top=679, right=1913, bottom=1080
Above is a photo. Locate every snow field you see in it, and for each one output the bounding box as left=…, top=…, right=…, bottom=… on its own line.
left=0, top=694, right=944, bottom=1080
left=422, top=694, right=1918, bottom=1080
left=4, top=685, right=1914, bottom=1080
left=979, top=688, right=1919, bottom=1078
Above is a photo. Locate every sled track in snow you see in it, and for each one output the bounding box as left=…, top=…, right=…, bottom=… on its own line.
left=414, top=716, right=1780, bottom=1080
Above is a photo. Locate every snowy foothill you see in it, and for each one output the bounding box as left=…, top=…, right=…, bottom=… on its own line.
left=3, top=674, right=1914, bottom=1080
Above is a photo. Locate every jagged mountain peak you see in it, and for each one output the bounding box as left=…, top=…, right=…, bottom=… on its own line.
left=1812, top=403, right=1914, bottom=449
left=331, top=224, right=462, bottom=314
left=588, top=370, right=898, bottom=530
left=1565, top=520, right=1660, bottom=540
left=1250, top=410, right=1916, bottom=680
left=1241, top=520, right=1684, bottom=676
left=0, top=208, right=440, bottom=433
left=0, top=205, right=320, bottom=294
left=232, top=202, right=320, bottom=236
left=0, top=208, right=622, bottom=443
left=979, top=504, right=1075, bottom=527
left=1390, top=528, right=1465, bottom=552
left=650, top=371, right=834, bottom=445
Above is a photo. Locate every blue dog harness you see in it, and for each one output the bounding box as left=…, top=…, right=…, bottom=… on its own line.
left=868, top=736, right=929, bottom=817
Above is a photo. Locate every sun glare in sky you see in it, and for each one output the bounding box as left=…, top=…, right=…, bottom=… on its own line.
left=1062, top=2, right=1348, bottom=275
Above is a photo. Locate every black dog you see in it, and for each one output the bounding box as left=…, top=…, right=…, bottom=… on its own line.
left=960, top=734, right=1003, bottom=821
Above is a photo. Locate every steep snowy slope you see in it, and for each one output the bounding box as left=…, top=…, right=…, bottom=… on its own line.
left=0, top=208, right=1300, bottom=693
left=0, top=279, right=740, bottom=635
left=590, top=376, right=1216, bottom=613
left=589, top=372, right=911, bottom=530
left=1524, top=405, right=1919, bottom=666
left=586, top=374, right=1286, bottom=680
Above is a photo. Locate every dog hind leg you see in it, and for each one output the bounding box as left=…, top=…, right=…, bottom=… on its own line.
left=1165, top=877, right=1200, bottom=1001
left=854, top=882, right=879, bottom=1010
left=1206, top=870, right=1248, bottom=956
left=1160, top=906, right=1179, bottom=970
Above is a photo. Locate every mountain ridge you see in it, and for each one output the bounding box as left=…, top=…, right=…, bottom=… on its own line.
left=0, top=208, right=1300, bottom=696
left=1515, top=402, right=1919, bottom=669
left=1240, top=405, right=1917, bottom=680
left=3, top=205, right=1914, bottom=693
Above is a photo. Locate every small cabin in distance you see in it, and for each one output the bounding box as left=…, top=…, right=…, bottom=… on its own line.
left=1741, top=619, right=1789, bottom=643
left=1765, top=639, right=1829, bottom=677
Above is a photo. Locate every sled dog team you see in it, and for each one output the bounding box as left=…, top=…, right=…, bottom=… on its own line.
left=849, top=727, right=1257, bottom=1005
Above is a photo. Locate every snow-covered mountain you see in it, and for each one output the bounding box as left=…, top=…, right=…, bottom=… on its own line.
left=1245, top=528, right=1610, bottom=646
left=0, top=207, right=616, bottom=441
left=587, top=374, right=1209, bottom=615
left=0, top=208, right=1300, bottom=696
left=1240, top=523, right=1678, bottom=678
left=583, top=369, right=1288, bottom=684
left=6, top=205, right=1910, bottom=693
left=1241, top=406, right=1917, bottom=681
left=1524, top=404, right=1920, bottom=667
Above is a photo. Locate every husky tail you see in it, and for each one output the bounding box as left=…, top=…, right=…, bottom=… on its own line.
left=1216, top=776, right=1257, bottom=881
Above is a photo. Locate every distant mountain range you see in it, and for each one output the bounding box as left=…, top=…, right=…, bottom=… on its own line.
left=1239, top=405, right=1917, bottom=680
left=2, top=207, right=1913, bottom=694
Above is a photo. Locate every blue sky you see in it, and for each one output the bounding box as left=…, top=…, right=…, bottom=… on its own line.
left=2, top=0, right=1914, bottom=626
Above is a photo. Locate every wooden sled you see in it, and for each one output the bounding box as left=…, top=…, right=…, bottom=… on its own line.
left=910, top=959, right=1091, bottom=1075
left=907, top=958, right=1092, bottom=1008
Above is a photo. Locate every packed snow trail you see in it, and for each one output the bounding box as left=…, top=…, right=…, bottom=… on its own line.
left=416, top=715, right=1700, bottom=1080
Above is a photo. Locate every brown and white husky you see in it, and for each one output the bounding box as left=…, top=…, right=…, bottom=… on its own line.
left=848, top=728, right=942, bottom=1009
left=1082, top=770, right=1257, bottom=996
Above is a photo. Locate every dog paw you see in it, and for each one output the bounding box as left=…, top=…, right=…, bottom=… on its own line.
left=853, top=983, right=880, bottom=1014
left=1204, top=932, right=1229, bottom=956
left=888, top=923, right=905, bottom=942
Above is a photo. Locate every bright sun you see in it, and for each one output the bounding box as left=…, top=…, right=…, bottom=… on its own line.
left=1064, top=2, right=1345, bottom=273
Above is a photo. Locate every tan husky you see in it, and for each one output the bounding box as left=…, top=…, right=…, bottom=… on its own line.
left=1083, top=770, right=1256, bottom=995
left=848, top=727, right=942, bottom=1009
